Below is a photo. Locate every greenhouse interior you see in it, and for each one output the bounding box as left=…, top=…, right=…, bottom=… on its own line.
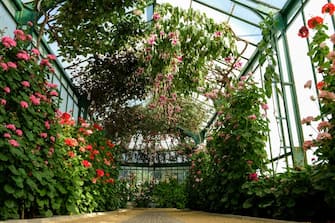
left=1, top=0, right=335, bottom=222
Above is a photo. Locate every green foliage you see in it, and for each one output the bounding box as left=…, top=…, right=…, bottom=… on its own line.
left=187, top=73, right=270, bottom=213
left=258, top=13, right=280, bottom=97
left=42, top=0, right=145, bottom=58
left=152, top=178, right=187, bottom=209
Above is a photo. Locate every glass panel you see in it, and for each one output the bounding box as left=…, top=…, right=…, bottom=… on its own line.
left=284, top=85, right=299, bottom=146
left=60, top=88, right=68, bottom=112
left=192, top=1, right=228, bottom=23
left=156, top=0, right=190, bottom=9
left=0, top=2, right=16, bottom=36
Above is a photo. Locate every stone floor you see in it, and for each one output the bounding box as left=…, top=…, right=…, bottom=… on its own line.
left=2, top=208, right=307, bottom=223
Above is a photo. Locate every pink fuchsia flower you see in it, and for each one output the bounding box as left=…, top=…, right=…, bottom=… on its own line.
left=316, top=132, right=332, bottom=141
left=20, top=101, right=29, bottom=108
left=1, top=36, right=17, bottom=48
left=176, top=55, right=183, bottom=63
left=171, top=38, right=178, bottom=45
left=261, top=103, right=269, bottom=110
left=21, top=81, right=30, bottom=87
left=1, top=99, right=6, bottom=105
left=152, top=12, right=160, bottom=21
left=3, top=87, right=10, bottom=94
left=29, top=95, right=40, bottom=105
left=40, top=132, right=47, bottom=138
left=49, top=91, right=58, bottom=97
left=8, top=139, right=20, bottom=147
left=147, top=34, right=157, bottom=45
left=248, top=114, right=257, bottom=120
left=319, top=90, right=335, bottom=101
left=234, top=61, right=243, bottom=69
left=214, top=31, right=222, bottom=38
left=7, top=62, right=17, bottom=69
left=17, top=51, right=30, bottom=61
left=248, top=172, right=259, bottom=181
left=15, top=129, right=23, bottom=136
left=317, top=121, right=331, bottom=131
left=31, top=48, right=40, bottom=56
left=47, top=54, right=57, bottom=60
left=6, top=124, right=16, bottom=131
left=0, top=62, right=8, bottom=71
left=304, top=80, right=312, bottom=89
left=303, top=140, right=314, bottom=150
left=301, top=116, right=314, bottom=125
left=4, top=133, right=11, bottom=138
left=50, top=136, right=55, bottom=142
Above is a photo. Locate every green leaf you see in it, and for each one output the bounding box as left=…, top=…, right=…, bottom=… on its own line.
left=11, top=175, right=24, bottom=188
left=4, top=200, right=16, bottom=208
left=8, top=165, right=19, bottom=175
left=0, top=153, right=8, bottom=161
left=26, top=178, right=38, bottom=191
left=4, top=184, right=15, bottom=194
left=242, top=198, right=253, bottom=209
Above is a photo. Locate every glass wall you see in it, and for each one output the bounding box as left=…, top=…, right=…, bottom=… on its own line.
left=119, top=166, right=189, bottom=184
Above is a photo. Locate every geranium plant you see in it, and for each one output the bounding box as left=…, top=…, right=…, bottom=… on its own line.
left=0, top=28, right=61, bottom=219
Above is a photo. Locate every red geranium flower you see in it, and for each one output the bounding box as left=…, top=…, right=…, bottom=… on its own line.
left=307, top=16, right=323, bottom=29
left=93, top=123, right=103, bottom=131
left=96, top=169, right=104, bottom=177
left=317, top=81, right=325, bottom=90
left=82, top=160, right=92, bottom=168
left=298, top=26, right=309, bottom=38
left=322, top=3, right=335, bottom=15
left=64, top=138, right=78, bottom=147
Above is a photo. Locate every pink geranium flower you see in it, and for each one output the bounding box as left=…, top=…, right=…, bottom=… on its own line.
left=49, top=91, right=58, bottom=97
left=8, top=139, right=20, bottom=147
left=4, top=133, right=11, bottom=138
left=40, top=132, right=48, bottom=138
left=29, top=95, right=40, bottom=105
left=21, top=81, right=30, bottom=87
left=3, top=87, right=10, bottom=93
left=6, top=124, right=16, bottom=131
left=0, top=62, right=8, bottom=71
left=20, top=101, right=29, bottom=108
left=1, top=36, right=17, bottom=48
left=7, top=62, right=17, bottom=69
left=17, top=51, right=30, bottom=61
left=31, top=48, right=40, bottom=56
left=15, top=129, right=23, bottom=136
